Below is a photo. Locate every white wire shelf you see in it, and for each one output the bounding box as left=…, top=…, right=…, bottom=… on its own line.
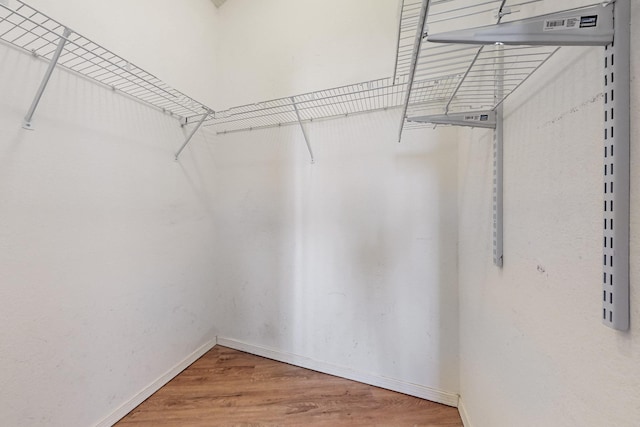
left=0, top=0, right=590, bottom=136
left=211, top=0, right=575, bottom=135
left=402, top=0, right=564, bottom=129
left=0, top=0, right=211, bottom=121
left=208, top=76, right=409, bottom=134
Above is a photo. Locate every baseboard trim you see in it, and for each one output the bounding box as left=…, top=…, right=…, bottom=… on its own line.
left=458, top=397, right=473, bottom=427
left=217, top=337, right=459, bottom=408
left=94, top=337, right=217, bottom=427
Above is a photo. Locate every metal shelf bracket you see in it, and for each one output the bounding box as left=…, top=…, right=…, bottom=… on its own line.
left=22, top=27, right=72, bottom=130
left=175, top=109, right=213, bottom=160
left=427, top=3, right=614, bottom=46
left=427, top=0, right=630, bottom=330
left=407, top=111, right=497, bottom=129
left=291, top=97, right=315, bottom=164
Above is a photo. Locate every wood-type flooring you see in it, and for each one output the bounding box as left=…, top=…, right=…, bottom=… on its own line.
left=115, top=346, right=463, bottom=426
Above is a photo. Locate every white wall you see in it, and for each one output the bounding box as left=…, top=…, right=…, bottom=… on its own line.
left=0, top=18, right=220, bottom=427
left=1, top=1, right=462, bottom=425
left=207, top=110, right=460, bottom=398
left=214, top=0, right=399, bottom=108
left=457, top=3, right=640, bottom=426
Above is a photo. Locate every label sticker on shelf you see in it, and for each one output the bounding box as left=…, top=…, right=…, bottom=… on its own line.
left=543, top=16, right=580, bottom=31
left=464, top=114, right=489, bottom=122
left=579, top=15, right=598, bottom=28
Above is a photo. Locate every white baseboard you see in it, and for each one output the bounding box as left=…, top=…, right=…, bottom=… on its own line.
left=217, top=337, right=459, bottom=408
left=94, top=337, right=217, bottom=427
left=458, top=397, right=473, bottom=427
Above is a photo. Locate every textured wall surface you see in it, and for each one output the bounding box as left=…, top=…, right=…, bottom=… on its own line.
left=10, top=0, right=635, bottom=425
left=0, top=0, right=463, bottom=424
left=0, top=42, right=219, bottom=426
left=457, top=3, right=639, bottom=426
left=207, top=110, right=460, bottom=397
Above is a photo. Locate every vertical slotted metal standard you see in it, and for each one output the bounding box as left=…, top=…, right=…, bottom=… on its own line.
left=603, top=0, right=630, bottom=331
left=493, top=44, right=504, bottom=268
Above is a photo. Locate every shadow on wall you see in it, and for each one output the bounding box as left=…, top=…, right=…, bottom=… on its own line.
left=209, top=108, right=459, bottom=391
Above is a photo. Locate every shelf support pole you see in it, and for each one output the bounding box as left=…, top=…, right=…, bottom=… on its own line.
left=291, top=97, right=315, bottom=164
left=398, top=0, right=430, bottom=142
left=175, top=110, right=212, bottom=160
left=22, top=27, right=72, bottom=130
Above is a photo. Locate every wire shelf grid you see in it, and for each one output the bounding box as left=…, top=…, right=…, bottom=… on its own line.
left=209, top=76, right=409, bottom=134
left=209, top=0, right=571, bottom=135
left=402, top=0, right=564, bottom=126
left=0, top=0, right=587, bottom=135
left=0, top=0, right=211, bottom=120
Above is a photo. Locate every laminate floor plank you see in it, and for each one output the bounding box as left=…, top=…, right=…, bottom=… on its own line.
left=115, top=346, right=462, bottom=426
